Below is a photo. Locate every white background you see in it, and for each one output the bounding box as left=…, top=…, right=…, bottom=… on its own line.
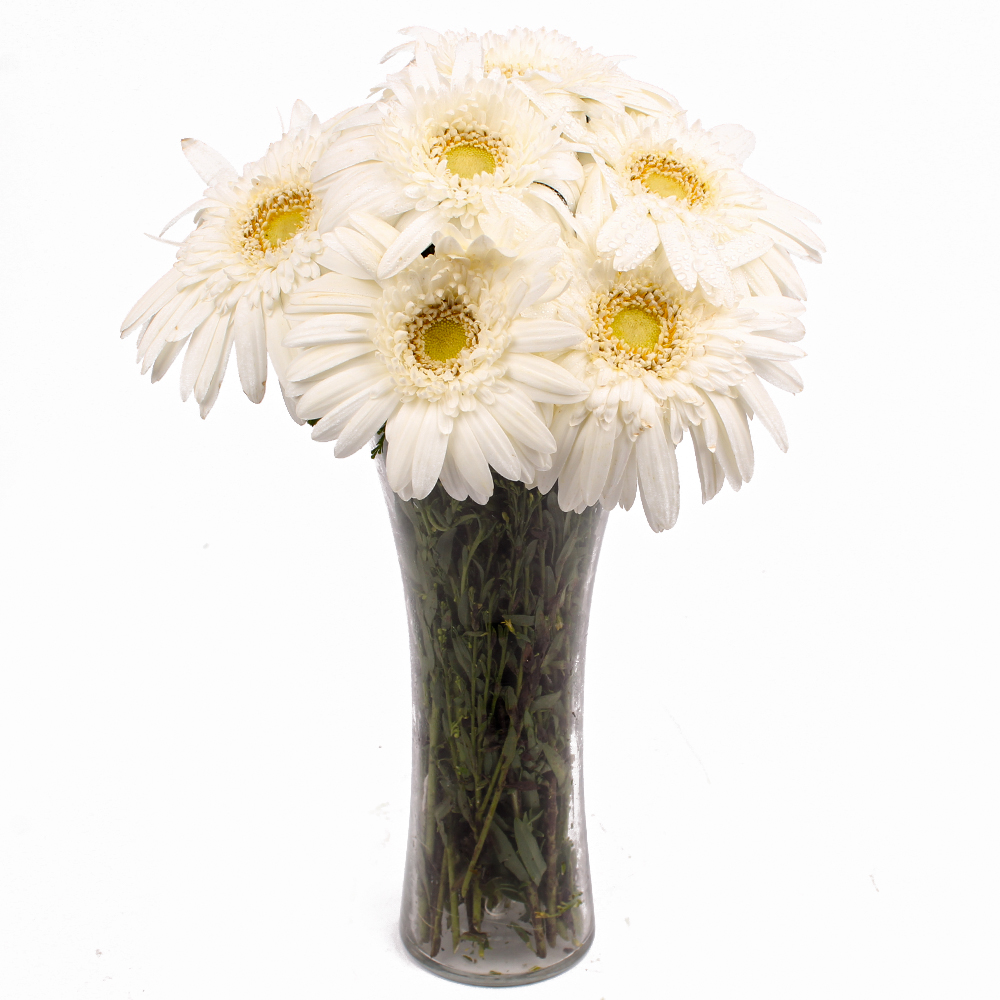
left=2, top=1, right=997, bottom=998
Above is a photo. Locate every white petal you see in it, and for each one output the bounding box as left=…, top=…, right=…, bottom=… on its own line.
left=597, top=202, right=659, bottom=270
left=233, top=294, right=266, bottom=404
left=410, top=404, right=451, bottom=499
left=737, top=372, right=788, bottom=452
left=179, top=311, right=221, bottom=402
left=347, top=211, right=402, bottom=251
left=559, top=412, right=615, bottom=511
left=451, top=38, right=484, bottom=88
left=738, top=334, right=805, bottom=362
left=710, top=393, right=754, bottom=482
left=377, top=210, right=446, bottom=280
left=284, top=313, right=373, bottom=348
left=180, top=138, right=237, bottom=187
left=656, top=215, right=698, bottom=292
left=636, top=417, right=679, bottom=532
left=195, top=311, right=234, bottom=404
left=759, top=246, right=807, bottom=300
left=197, top=319, right=236, bottom=418
left=150, top=339, right=185, bottom=384
left=715, top=231, right=773, bottom=270
left=534, top=405, right=581, bottom=495
left=503, top=354, right=588, bottom=404
left=121, top=269, right=180, bottom=335
left=386, top=400, right=427, bottom=495
left=295, top=357, right=387, bottom=419
left=334, top=389, right=399, bottom=456
left=263, top=306, right=294, bottom=387
left=489, top=387, right=555, bottom=457
left=285, top=341, right=377, bottom=381
left=166, top=297, right=214, bottom=343
left=507, top=319, right=585, bottom=353
left=447, top=415, right=494, bottom=502
left=706, top=124, right=755, bottom=164
left=289, top=99, right=314, bottom=131
left=314, top=136, right=380, bottom=178
left=463, top=406, right=520, bottom=482
left=689, top=421, right=724, bottom=504
left=332, top=227, right=383, bottom=277
left=749, top=358, right=803, bottom=394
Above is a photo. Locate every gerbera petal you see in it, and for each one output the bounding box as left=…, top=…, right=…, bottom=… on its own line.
left=334, top=389, right=399, bottom=457
left=503, top=353, right=588, bottom=403
left=179, top=311, right=222, bottom=402
left=706, top=124, right=755, bottom=164
left=448, top=415, right=494, bottom=501
left=507, top=319, right=585, bottom=353
left=709, top=392, right=754, bottom=482
left=489, top=386, right=556, bottom=456
left=386, top=399, right=428, bottom=494
left=636, top=416, right=679, bottom=532
left=463, top=406, right=520, bottom=481
left=596, top=201, right=658, bottom=270
left=655, top=216, right=698, bottom=291
left=689, top=421, right=724, bottom=504
left=737, top=372, right=788, bottom=452
left=749, top=358, right=803, bottom=394
left=180, top=138, right=237, bottom=187
left=284, top=314, right=373, bottom=349
left=121, top=269, right=181, bottom=335
left=377, top=210, right=447, bottom=280
left=233, top=293, right=267, bottom=404
left=284, top=341, right=377, bottom=382
left=295, top=357, right=387, bottom=420
left=411, top=403, right=452, bottom=499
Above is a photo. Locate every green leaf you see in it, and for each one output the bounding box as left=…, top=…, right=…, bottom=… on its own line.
left=531, top=692, right=562, bottom=714
left=500, top=725, right=517, bottom=764
left=539, top=742, right=567, bottom=787
left=513, top=817, right=547, bottom=885
left=508, top=922, right=534, bottom=949
left=491, top=826, right=529, bottom=883
left=504, top=614, right=536, bottom=626
left=434, top=527, right=457, bottom=561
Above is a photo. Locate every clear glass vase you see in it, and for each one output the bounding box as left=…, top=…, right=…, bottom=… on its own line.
left=379, top=456, right=607, bottom=987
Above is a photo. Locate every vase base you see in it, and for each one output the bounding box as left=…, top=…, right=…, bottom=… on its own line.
left=401, top=927, right=594, bottom=988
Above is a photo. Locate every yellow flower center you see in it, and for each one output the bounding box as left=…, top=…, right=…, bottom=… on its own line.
left=629, top=153, right=711, bottom=209
left=445, top=144, right=497, bottom=179
left=408, top=300, right=479, bottom=373
left=241, top=185, right=315, bottom=258
left=422, top=318, right=470, bottom=362
left=610, top=307, right=661, bottom=353
left=431, top=127, right=506, bottom=182
left=263, top=209, right=307, bottom=248
left=590, top=279, right=691, bottom=372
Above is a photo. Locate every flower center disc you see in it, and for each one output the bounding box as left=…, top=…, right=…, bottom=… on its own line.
left=611, top=307, right=661, bottom=353
left=263, top=209, right=307, bottom=248
left=422, top=319, right=470, bottom=362
left=630, top=153, right=711, bottom=209
left=643, top=173, right=691, bottom=202
left=445, top=144, right=497, bottom=179
left=241, top=185, right=315, bottom=257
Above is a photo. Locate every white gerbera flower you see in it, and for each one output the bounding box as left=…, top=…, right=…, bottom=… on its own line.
left=537, top=254, right=807, bottom=531
left=282, top=218, right=588, bottom=502
left=120, top=101, right=352, bottom=417
left=583, top=111, right=824, bottom=307
left=379, top=26, right=681, bottom=118
left=313, top=64, right=584, bottom=281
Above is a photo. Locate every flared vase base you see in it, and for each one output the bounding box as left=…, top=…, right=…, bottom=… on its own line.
left=401, top=927, right=594, bottom=988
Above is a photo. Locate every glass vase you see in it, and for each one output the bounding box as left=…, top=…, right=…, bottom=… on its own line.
left=379, top=456, right=607, bottom=987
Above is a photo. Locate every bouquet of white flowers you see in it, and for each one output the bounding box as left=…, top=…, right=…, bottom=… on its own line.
left=122, top=26, right=821, bottom=986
